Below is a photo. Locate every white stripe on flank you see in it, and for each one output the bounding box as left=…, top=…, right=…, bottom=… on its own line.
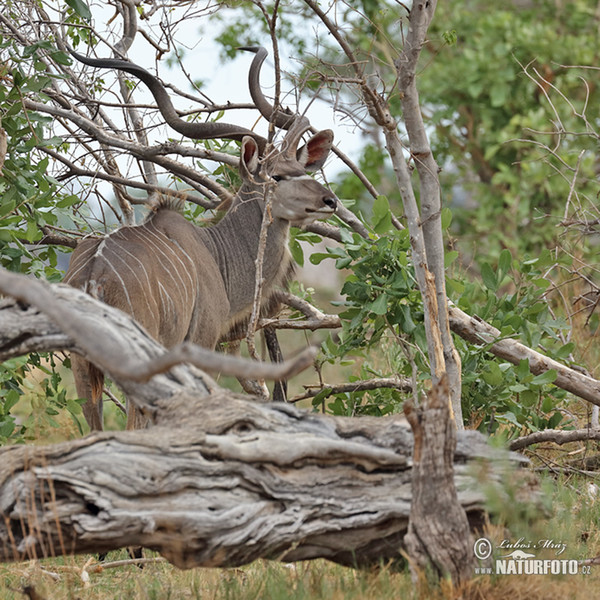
left=104, top=258, right=136, bottom=317
left=63, top=239, right=104, bottom=283
left=137, top=220, right=195, bottom=306
left=107, top=239, right=157, bottom=317
left=158, top=281, right=176, bottom=319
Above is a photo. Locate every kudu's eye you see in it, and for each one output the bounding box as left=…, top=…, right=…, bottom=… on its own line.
left=271, top=175, right=285, bottom=182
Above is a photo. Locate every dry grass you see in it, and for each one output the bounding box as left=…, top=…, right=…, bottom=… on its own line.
left=1, top=551, right=599, bottom=600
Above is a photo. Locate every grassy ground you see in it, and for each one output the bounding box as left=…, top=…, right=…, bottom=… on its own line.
left=4, top=460, right=600, bottom=599
left=1, top=552, right=599, bottom=600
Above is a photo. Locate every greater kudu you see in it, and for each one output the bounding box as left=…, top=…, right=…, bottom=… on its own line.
left=65, top=48, right=337, bottom=431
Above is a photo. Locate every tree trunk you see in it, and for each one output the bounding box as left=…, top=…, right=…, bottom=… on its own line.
left=404, top=377, right=474, bottom=582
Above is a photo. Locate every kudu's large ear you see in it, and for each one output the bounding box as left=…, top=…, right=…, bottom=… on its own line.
left=297, top=130, right=334, bottom=172
left=240, top=136, right=260, bottom=176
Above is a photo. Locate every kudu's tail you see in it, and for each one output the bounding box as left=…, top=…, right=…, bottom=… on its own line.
left=71, top=354, right=104, bottom=431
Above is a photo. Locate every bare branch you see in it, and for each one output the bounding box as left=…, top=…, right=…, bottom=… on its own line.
left=40, top=146, right=220, bottom=209
left=509, top=428, right=600, bottom=451
left=289, top=377, right=412, bottom=403
left=22, top=99, right=235, bottom=203
left=448, top=303, right=600, bottom=407
left=259, top=292, right=342, bottom=330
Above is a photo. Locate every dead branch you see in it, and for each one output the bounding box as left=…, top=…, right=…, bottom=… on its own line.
left=509, top=428, right=600, bottom=451
left=289, top=376, right=412, bottom=403
left=448, top=304, right=600, bottom=407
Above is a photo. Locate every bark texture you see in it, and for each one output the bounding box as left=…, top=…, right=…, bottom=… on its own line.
left=404, top=378, right=474, bottom=581
left=0, top=394, right=520, bottom=569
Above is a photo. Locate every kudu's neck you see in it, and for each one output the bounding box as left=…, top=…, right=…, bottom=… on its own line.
left=196, top=190, right=291, bottom=319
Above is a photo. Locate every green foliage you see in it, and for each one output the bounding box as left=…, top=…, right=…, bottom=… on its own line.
left=457, top=248, right=571, bottom=433
left=0, top=36, right=74, bottom=279
left=313, top=203, right=573, bottom=433
left=0, top=357, right=28, bottom=444
left=0, top=36, right=82, bottom=445
left=422, top=0, right=600, bottom=263
left=0, top=354, right=84, bottom=445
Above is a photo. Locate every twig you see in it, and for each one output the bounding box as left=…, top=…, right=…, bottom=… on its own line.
left=510, top=428, right=600, bottom=451
left=258, top=316, right=341, bottom=331
left=289, top=376, right=412, bottom=403
left=89, top=557, right=167, bottom=571
left=103, top=386, right=127, bottom=414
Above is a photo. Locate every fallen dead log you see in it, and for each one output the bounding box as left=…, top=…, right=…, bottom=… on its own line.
left=0, top=269, right=529, bottom=568
left=0, top=394, right=524, bottom=568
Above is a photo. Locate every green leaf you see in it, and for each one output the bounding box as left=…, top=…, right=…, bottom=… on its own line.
left=490, top=82, right=508, bottom=107
left=541, top=395, right=556, bottom=413
left=0, top=199, right=15, bottom=218
left=554, top=342, right=575, bottom=360
left=481, top=262, right=498, bottom=291
left=399, top=304, right=417, bottom=334
left=444, top=250, right=459, bottom=268
left=371, top=195, right=392, bottom=233
left=368, top=293, right=388, bottom=315
left=4, top=389, right=20, bottom=413
left=532, top=278, right=551, bottom=290
left=483, top=362, right=504, bottom=386
left=547, top=412, right=563, bottom=429
left=309, top=252, right=333, bottom=265
left=51, top=50, right=74, bottom=66
left=520, top=390, right=538, bottom=407
left=516, top=359, right=530, bottom=380
left=441, top=207, right=453, bottom=229
left=65, top=0, right=92, bottom=20
left=335, top=256, right=353, bottom=269
left=498, top=249, right=511, bottom=280
left=496, top=411, right=521, bottom=427
left=312, top=388, right=332, bottom=404
left=0, top=419, right=15, bottom=438
left=289, top=238, right=304, bottom=267
left=531, top=369, right=557, bottom=386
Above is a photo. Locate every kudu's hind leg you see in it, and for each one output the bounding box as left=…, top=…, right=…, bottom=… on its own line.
left=71, top=354, right=104, bottom=431
left=264, top=327, right=288, bottom=402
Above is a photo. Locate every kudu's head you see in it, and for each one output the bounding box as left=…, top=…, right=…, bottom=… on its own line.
left=237, top=125, right=337, bottom=227
left=235, top=46, right=337, bottom=225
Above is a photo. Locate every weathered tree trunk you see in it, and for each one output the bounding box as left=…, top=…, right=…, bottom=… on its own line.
left=0, top=269, right=529, bottom=569
left=404, top=378, right=474, bottom=582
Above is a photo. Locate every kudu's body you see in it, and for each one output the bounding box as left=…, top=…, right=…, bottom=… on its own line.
left=65, top=48, right=337, bottom=431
